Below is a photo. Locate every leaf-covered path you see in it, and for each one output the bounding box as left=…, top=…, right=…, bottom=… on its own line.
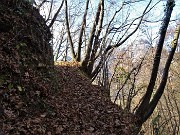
left=43, top=62, right=139, bottom=134
left=1, top=62, right=140, bottom=135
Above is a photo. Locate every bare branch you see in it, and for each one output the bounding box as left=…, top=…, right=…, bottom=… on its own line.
left=77, top=0, right=90, bottom=61
left=65, top=0, right=76, bottom=59
left=48, top=0, right=65, bottom=28
left=46, top=0, right=54, bottom=22
left=82, top=0, right=103, bottom=68
left=143, top=19, right=180, bottom=123
left=104, top=0, right=159, bottom=53
left=88, top=0, right=104, bottom=69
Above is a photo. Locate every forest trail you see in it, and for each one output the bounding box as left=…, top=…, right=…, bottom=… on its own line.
left=1, top=62, right=139, bottom=135
left=0, top=1, right=139, bottom=134
left=46, top=62, right=139, bottom=134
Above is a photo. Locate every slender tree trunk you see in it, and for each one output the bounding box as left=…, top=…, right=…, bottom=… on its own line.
left=142, top=19, right=180, bottom=123
left=135, top=0, right=175, bottom=124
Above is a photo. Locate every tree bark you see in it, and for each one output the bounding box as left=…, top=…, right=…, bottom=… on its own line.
left=142, top=20, right=180, bottom=123
left=77, top=0, right=90, bottom=62
left=65, top=0, right=76, bottom=59
left=135, top=0, right=175, bottom=123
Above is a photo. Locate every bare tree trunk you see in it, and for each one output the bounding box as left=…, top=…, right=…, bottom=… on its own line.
left=81, top=0, right=104, bottom=77
left=65, top=0, right=76, bottom=59
left=76, top=0, right=90, bottom=62
left=143, top=19, right=180, bottom=123
left=135, top=0, right=175, bottom=124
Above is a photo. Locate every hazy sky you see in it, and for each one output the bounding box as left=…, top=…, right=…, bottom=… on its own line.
left=36, top=0, right=180, bottom=60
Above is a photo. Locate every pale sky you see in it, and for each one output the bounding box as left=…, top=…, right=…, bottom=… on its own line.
left=35, top=0, right=180, bottom=60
